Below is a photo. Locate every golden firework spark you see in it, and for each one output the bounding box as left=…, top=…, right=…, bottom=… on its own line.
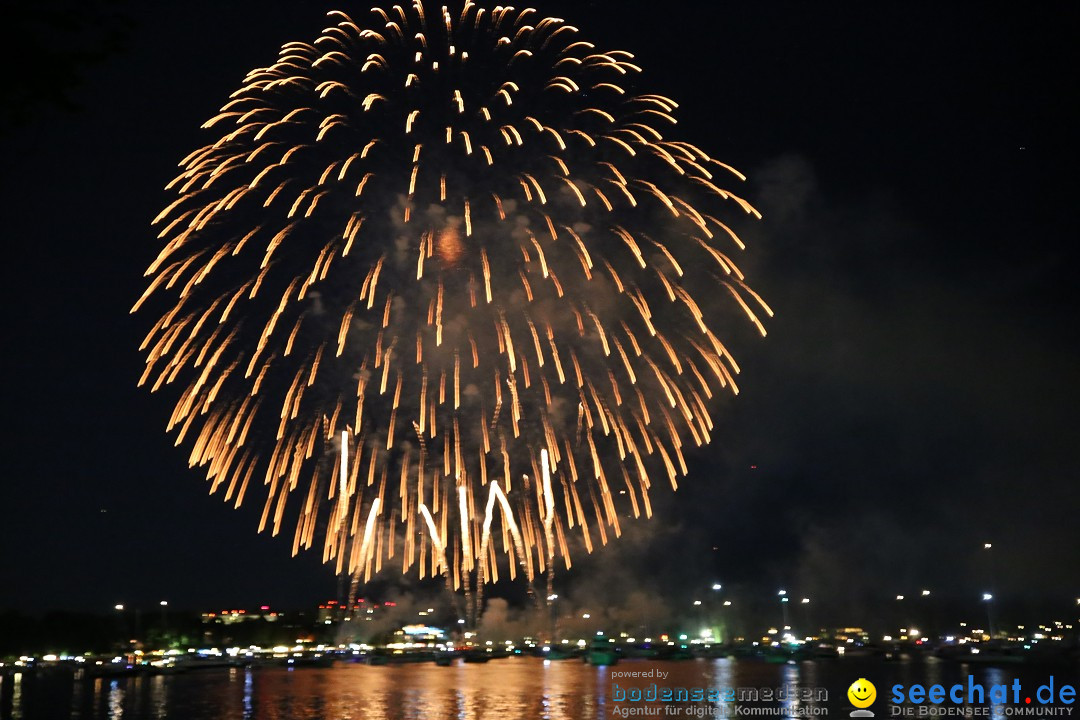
left=135, top=1, right=770, bottom=596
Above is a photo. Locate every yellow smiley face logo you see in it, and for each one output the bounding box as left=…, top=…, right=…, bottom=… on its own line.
left=848, top=678, right=877, bottom=708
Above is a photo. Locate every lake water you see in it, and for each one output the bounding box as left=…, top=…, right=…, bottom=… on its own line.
left=2, top=657, right=1077, bottom=720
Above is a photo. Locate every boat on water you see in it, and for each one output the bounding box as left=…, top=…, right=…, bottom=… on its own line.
left=935, top=642, right=1027, bottom=665
left=620, top=644, right=660, bottom=660
left=462, top=650, right=492, bottom=663
left=585, top=636, right=618, bottom=666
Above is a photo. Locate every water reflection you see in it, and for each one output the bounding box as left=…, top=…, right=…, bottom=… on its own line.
left=713, top=657, right=735, bottom=715
left=11, top=673, right=21, bottom=720
left=241, top=669, right=252, bottom=720
left=0, top=658, right=1075, bottom=720
left=107, top=680, right=123, bottom=720
left=592, top=665, right=606, bottom=720
left=780, top=662, right=801, bottom=716
left=985, top=668, right=1006, bottom=720
left=149, top=675, right=166, bottom=720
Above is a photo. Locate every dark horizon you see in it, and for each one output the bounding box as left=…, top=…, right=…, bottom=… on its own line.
left=3, top=1, right=1078, bottom=618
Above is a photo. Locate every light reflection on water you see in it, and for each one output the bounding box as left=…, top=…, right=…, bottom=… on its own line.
left=0, top=658, right=1075, bottom=720
left=242, top=668, right=252, bottom=720
left=10, top=673, right=21, bottom=720
left=985, top=668, right=1006, bottom=720
left=713, top=656, right=736, bottom=715
left=107, top=680, right=122, bottom=720
left=149, top=675, right=166, bottom=720
left=779, top=660, right=801, bottom=716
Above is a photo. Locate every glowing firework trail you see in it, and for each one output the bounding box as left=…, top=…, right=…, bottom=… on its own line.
left=135, top=1, right=770, bottom=589
left=541, top=447, right=556, bottom=612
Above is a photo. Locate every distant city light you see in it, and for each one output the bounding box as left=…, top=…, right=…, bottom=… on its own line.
left=114, top=604, right=124, bottom=611
left=777, top=590, right=787, bottom=596
left=896, top=595, right=905, bottom=601
left=921, top=590, right=931, bottom=596
left=160, top=601, right=168, bottom=607
left=723, top=601, right=732, bottom=607
left=712, top=583, right=722, bottom=591
left=984, top=543, right=993, bottom=550
left=582, top=613, right=590, bottom=619
left=801, top=598, right=810, bottom=604
left=983, top=593, right=993, bottom=601
left=693, top=600, right=702, bottom=606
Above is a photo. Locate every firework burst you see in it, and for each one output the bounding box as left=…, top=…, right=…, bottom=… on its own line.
left=134, top=1, right=770, bottom=597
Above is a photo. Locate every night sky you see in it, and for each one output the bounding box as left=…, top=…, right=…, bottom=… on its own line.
left=3, top=1, right=1078, bottom=624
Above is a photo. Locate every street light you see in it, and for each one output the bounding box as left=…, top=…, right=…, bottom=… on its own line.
left=982, top=593, right=995, bottom=639
left=546, top=594, right=559, bottom=642
left=981, top=543, right=997, bottom=637
left=712, top=583, right=722, bottom=591
left=919, top=589, right=935, bottom=640
left=894, top=595, right=907, bottom=637
left=158, top=601, right=169, bottom=646
left=778, top=590, right=790, bottom=631
left=797, top=598, right=812, bottom=638
left=113, top=604, right=128, bottom=649
left=693, top=600, right=702, bottom=606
